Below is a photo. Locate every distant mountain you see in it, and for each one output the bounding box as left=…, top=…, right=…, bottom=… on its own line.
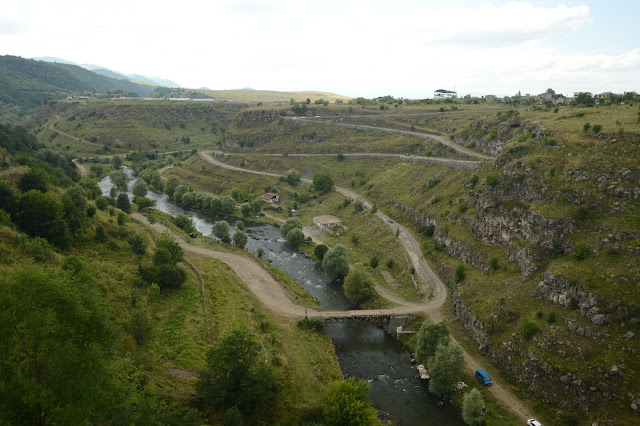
left=0, top=55, right=154, bottom=112
left=240, top=87, right=255, bottom=91
left=32, top=56, right=181, bottom=88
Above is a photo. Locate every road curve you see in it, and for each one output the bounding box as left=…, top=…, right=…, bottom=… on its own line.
left=286, top=117, right=495, bottom=161
left=196, top=150, right=534, bottom=422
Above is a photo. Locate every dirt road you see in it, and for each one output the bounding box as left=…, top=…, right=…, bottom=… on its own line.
left=196, top=150, right=534, bottom=422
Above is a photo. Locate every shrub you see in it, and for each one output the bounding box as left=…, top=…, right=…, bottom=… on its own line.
left=592, top=124, right=602, bottom=134
left=484, top=172, right=498, bottom=186
left=574, top=206, right=590, bottom=221
left=572, top=242, right=589, bottom=260
left=353, top=199, right=364, bottom=212
left=369, top=255, right=379, bottom=268
left=343, top=264, right=375, bottom=306
left=547, top=312, right=556, bottom=323
left=386, top=258, right=394, bottom=269
left=583, top=122, right=591, bottom=132
left=489, top=257, right=499, bottom=271
left=453, top=264, right=466, bottom=283
left=522, top=321, right=540, bottom=340
left=314, top=244, right=328, bottom=260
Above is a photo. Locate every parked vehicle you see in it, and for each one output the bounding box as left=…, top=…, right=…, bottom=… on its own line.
left=475, top=369, right=492, bottom=386
left=388, top=219, right=393, bottom=223
left=527, top=420, right=542, bottom=426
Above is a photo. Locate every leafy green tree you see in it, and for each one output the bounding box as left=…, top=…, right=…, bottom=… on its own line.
left=462, top=388, right=485, bottom=425
left=285, top=228, right=304, bottom=248
left=415, top=319, right=450, bottom=364
left=133, top=196, right=156, bottom=210
left=353, top=199, right=364, bottom=212
left=132, top=179, right=148, bottom=197
left=128, top=233, right=148, bottom=256
left=386, top=258, right=394, bottom=269
left=196, top=330, right=277, bottom=415
left=17, top=190, right=70, bottom=248
left=280, top=217, right=303, bottom=238
left=427, top=342, right=465, bottom=396
left=95, top=225, right=107, bottom=242
left=96, top=196, right=109, bottom=210
left=164, top=175, right=180, bottom=198
left=79, top=177, right=100, bottom=199
left=155, top=231, right=183, bottom=263
left=236, top=220, right=244, bottom=231
left=575, top=205, right=590, bottom=221
left=369, top=255, right=379, bottom=268
left=314, top=244, right=329, bottom=260
left=285, top=171, right=301, bottom=186
left=322, top=378, right=377, bottom=426
left=233, top=230, right=248, bottom=249
left=116, top=193, right=131, bottom=213
left=322, top=244, right=349, bottom=279
left=131, top=309, right=152, bottom=346
left=109, top=169, right=128, bottom=189
left=111, top=155, right=123, bottom=169
left=213, top=220, right=231, bottom=242
left=117, top=212, right=127, bottom=226
left=583, top=122, right=591, bottom=132
left=0, top=181, right=16, bottom=213
left=313, top=172, right=334, bottom=194
left=572, top=242, right=589, bottom=260
left=173, top=214, right=195, bottom=233
left=343, top=263, right=375, bottom=306
left=173, top=184, right=189, bottom=203
left=454, top=264, right=466, bottom=282
left=489, top=257, right=499, bottom=271
left=220, top=195, right=236, bottom=214
left=0, top=266, right=115, bottom=424
left=240, top=203, right=251, bottom=216
left=592, top=124, right=602, bottom=134
left=18, top=168, right=48, bottom=193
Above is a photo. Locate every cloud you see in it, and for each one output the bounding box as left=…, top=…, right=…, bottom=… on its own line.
left=416, top=3, right=592, bottom=47
left=0, top=17, right=28, bottom=35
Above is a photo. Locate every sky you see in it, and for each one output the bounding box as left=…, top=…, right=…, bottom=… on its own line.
left=1, top=0, right=639, bottom=98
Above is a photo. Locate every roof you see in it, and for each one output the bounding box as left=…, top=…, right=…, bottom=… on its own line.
left=261, top=192, right=278, bottom=199
left=314, top=215, right=343, bottom=225
left=435, top=89, right=457, bottom=93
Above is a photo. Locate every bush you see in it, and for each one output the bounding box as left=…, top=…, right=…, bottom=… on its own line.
left=297, top=317, right=323, bottom=332
left=453, top=264, right=466, bottom=282
left=592, top=124, right=602, bottom=134
left=343, top=264, right=375, bottom=306
left=233, top=230, right=248, bottom=249
left=572, top=242, right=589, bottom=260
left=489, top=257, right=499, bottom=271
left=583, top=122, right=591, bottom=132
left=173, top=214, right=195, bottom=233
left=353, top=199, right=364, bottom=212
left=418, top=224, right=435, bottom=237
left=314, top=244, right=328, bottom=260
left=116, top=193, right=131, bottom=213
left=484, top=172, right=498, bottom=186
left=285, top=228, right=304, bottom=248
left=95, top=225, right=107, bottom=242
left=522, top=321, right=540, bottom=340
left=369, top=255, right=379, bottom=268
left=386, top=258, right=394, bottom=269
left=547, top=312, right=557, bottom=323
left=574, top=206, right=590, bottom=221
left=322, top=244, right=349, bottom=279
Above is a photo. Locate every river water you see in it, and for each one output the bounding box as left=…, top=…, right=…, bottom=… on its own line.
left=99, top=168, right=464, bottom=425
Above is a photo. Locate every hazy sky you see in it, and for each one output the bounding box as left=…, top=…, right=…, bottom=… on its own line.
left=1, top=0, right=639, bottom=98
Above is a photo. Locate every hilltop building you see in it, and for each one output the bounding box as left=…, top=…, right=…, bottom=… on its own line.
left=434, top=89, right=457, bottom=99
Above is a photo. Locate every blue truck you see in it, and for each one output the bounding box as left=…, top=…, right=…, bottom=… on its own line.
left=475, top=369, right=492, bottom=386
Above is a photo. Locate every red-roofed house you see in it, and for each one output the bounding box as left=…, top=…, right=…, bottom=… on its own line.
left=261, top=193, right=279, bottom=203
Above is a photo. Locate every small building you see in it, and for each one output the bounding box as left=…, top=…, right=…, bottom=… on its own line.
left=314, top=215, right=346, bottom=235
left=291, top=209, right=300, bottom=216
left=261, top=193, right=279, bottom=203
left=270, top=204, right=282, bottom=212
left=484, top=95, right=496, bottom=101
left=434, top=89, right=457, bottom=99
left=536, top=92, right=553, bottom=101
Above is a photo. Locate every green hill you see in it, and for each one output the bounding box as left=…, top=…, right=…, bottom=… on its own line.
left=0, top=55, right=154, bottom=114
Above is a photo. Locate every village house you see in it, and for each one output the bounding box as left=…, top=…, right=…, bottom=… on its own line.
left=434, top=89, right=457, bottom=99
left=484, top=95, right=496, bottom=101
left=314, top=215, right=346, bottom=235
left=270, top=204, right=282, bottom=212
left=261, top=193, right=279, bottom=203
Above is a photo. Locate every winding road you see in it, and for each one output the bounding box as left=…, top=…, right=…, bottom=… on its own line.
left=286, top=117, right=495, bottom=161
left=194, top=149, right=533, bottom=422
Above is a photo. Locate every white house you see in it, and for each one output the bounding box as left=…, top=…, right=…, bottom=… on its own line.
left=261, top=193, right=279, bottom=203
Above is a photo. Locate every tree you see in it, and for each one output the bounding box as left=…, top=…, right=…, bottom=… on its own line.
left=427, top=342, right=465, bottom=396
left=592, top=124, right=603, bottom=134
left=116, top=193, right=131, bottom=213
left=454, top=264, right=466, bottom=282
left=95, top=196, right=109, bottom=210
left=128, top=233, right=147, bottom=255
left=173, top=214, right=195, bottom=233
left=155, top=232, right=183, bottom=263
left=111, top=155, right=123, bottom=169
left=164, top=175, right=180, bottom=198
left=16, top=190, right=70, bottom=248
left=132, top=179, right=148, bottom=197
left=314, top=244, right=328, bottom=260
left=220, top=195, right=235, bottom=214
left=0, top=181, right=16, bottom=213
left=133, top=196, right=156, bottom=210
left=322, top=244, right=349, bottom=279
left=415, top=319, right=450, bottom=364
left=280, top=217, right=302, bottom=238
left=109, top=169, right=128, bottom=189
left=343, top=263, right=375, bottom=306
left=213, top=220, right=230, bottom=242
left=240, top=203, right=251, bottom=216
left=196, top=330, right=276, bottom=415
left=0, top=266, right=115, bottom=424
left=353, top=199, right=364, bottom=212
left=322, top=378, right=377, bottom=426
left=285, top=228, right=304, bottom=248
left=233, top=230, right=248, bottom=249
left=313, top=172, right=334, bottom=194
left=18, top=169, right=48, bottom=193
left=285, top=171, right=301, bottom=186
left=173, top=184, right=189, bottom=203
left=583, top=122, right=591, bottom=132
left=462, top=388, right=485, bottom=425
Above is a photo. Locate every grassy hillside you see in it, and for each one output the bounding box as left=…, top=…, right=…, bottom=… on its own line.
left=0, top=55, right=154, bottom=115
left=195, top=101, right=640, bottom=425
left=199, top=89, right=352, bottom=104
left=25, top=100, right=247, bottom=156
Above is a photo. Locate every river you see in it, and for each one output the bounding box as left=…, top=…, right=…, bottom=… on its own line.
left=99, top=168, right=464, bottom=425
